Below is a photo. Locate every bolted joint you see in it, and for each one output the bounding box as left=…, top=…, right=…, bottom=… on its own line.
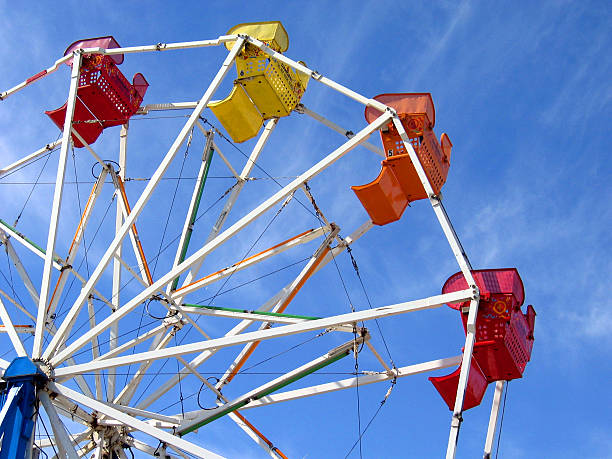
left=451, top=412, right=463, bottom=426
left=428, top=194, right=442, bottom=206
left=32, top=357, right=54, bottom=379
left=311, top=70, right=322, bottom=80
left=385, top=106, right=398, bottom=117
left=59, top=263, right=73, bottom=273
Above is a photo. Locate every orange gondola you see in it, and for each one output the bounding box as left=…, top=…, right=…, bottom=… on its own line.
left=352, top=93, right=452, bottom=225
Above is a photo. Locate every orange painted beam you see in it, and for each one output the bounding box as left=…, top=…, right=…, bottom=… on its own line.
left=117, top=176, right=153, bottom=285
left=175, top=228, right=316, bottom=294
left=225, top=247, right=330, bottom=384
left=48, top=180, right=98, bottom=312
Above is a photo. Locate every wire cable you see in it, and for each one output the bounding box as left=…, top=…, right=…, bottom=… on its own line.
left=151, top=127, right=192, bottom=276
left=13, top=149, right=52, bottom=227
left=344, top=376, right=397, bottom=458
left=198, top=117, right=320, bottom=222
left=346, top=245, right=396, bottom=368
left=0, top=147, right=56, bottom=182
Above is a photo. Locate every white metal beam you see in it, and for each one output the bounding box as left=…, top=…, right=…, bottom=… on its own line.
left=483, top=380, right=506, bottom=458
left=78, top=36, right=237, bottom=58
left=47, top=169, right=109, bottom=317
left=0, top=220, right=62, bottom=269
left=179, top=337, right=364, bottom=433
left=240, top=355, right=462, bottom=409
left=127, top=437, right=181, bottom=459
left=137, top=101, right=198, bottom=115
left=112, top=327, right=178, bottom=406
left=2, top=232, right=41, bottom=306
left=33, top=51, right=82, bottom=359
left=447, top=299, right=480, bottom=459
left=0, top=288, right=35, bottom=322
left=0, top=36, right=241, bottom=100
left=387, top=115, right=480, bottom=458
left=110, top=168, right=153, bottom=285
left=0, top=296, right=27, bottom=356
left=101, top=118, right=278, bottom=406
left=0, top=140, right=62, bottom=179
left=54, top=289, right=473, bottom=377
left=299, top=105, right=385, bottom=158
left=170, top=225, right=328, bottom=300
left=245, top=37, right=388, bottom=113
left=70, top=129, right=108, bottom=169
left=216, top=226, right=340, bottom=389
left=39, top=391, right=80, bottom=459
left=109, top=123, right=127, bottom=402
left=93, top=323, right=168, bottom=362
left=174, top=356, right=283, bottom=458
left=177, top=306, right=317, bottom=325
left=167, top=129, right=215, bottom=295
left=86, top=297, right=103, bottom=401
left=174, top=117, right=279, bottom=306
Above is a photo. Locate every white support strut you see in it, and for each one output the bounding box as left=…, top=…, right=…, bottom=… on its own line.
left=483, top=380, right=506, bottom=458
left=33, top=51, right=82, bottom=359
left=54, top=289, right=474, bottom=377
left=232, top=356, right=462, bottom=410
left=39, top=391, right=80, bottom=459
left=108, top=122, right=128, bottom=402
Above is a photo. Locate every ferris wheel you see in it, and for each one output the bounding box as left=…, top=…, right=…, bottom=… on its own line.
left=0, top=22, right=536, bottom=459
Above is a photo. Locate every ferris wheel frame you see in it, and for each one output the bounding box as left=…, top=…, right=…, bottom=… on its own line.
left=0, top=32, right=508, bottom=459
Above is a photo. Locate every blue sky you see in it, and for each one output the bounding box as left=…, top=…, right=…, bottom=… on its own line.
left=0, top=1, right=610, bottom=458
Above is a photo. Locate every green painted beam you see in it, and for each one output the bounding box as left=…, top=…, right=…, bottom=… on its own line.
left=0, top=218, right=63, bottom=264
left=178, top=349, right=349, bottom=435
left=182, top=303, right=320, bottom=321
left=170, top=146, right=214, bottom=291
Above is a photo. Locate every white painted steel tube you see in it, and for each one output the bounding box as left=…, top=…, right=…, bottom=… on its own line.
left=483, top=380, right=506, bottom=458
left=39, top=391, right=80, bottom=459
left=54, top=289, right=473, bottom=377
left=300, top=105, right=385, bottom=158
left=0, top=140, right=62, bottom=178
left=33, top=52, right=82, bottom=359
left=240, top=356, right=462, bottom=409
left=245, top=37, right=389, bottom=113
left=0, top=297, right=27, bottom=356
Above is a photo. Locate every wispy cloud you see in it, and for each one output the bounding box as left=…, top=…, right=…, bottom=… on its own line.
left=403, top=0, right=473, bottom=89
left=540, top=18, right=612, bottom=127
